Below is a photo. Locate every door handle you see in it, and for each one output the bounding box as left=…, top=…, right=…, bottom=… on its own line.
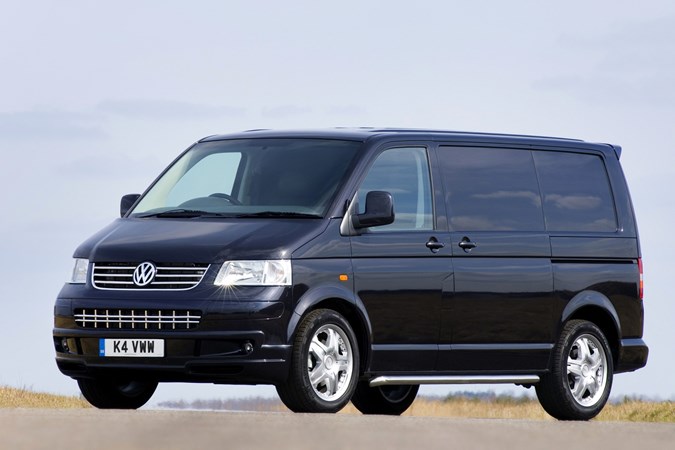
left=458, top=236, right=477, bottom=252
left=425, top=237, right=445, bottom=253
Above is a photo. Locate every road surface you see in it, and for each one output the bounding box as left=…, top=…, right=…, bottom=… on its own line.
left=1, top=409, right=673, bottom=450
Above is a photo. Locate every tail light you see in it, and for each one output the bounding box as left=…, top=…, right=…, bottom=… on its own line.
left=638, top=258, right=644, bottom=300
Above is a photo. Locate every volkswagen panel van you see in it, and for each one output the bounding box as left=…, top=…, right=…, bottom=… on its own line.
left=53, top=129, right=648, bottom=420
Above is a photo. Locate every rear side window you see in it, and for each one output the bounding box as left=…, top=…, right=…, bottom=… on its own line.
left=533, top=152, right=617, bottom=232
left=439, top=147, right=544, bottom=231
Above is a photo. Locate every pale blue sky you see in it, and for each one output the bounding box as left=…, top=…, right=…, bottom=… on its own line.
left=1, top=1, right=673, bottom=404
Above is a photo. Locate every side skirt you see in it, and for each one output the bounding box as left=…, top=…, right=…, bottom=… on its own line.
left=369, top=374, right=540, bottom=387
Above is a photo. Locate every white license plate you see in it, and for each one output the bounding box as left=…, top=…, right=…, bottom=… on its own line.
left=99, top=339, right=164, bottom=357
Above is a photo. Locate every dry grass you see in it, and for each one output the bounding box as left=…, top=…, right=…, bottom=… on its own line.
left=0, top=386, right=90, bottom=409
left=340, top=396, right=675, bottom=423
left=340, top=396, right=552, bottom=420
left=597, top=400, right=675, bottom=422
left=3, top=385, right=672, bottom=422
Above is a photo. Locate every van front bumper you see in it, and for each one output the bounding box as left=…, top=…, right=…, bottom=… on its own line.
left=53, top=294, right=292, bottom=385
left=53, top=329, right=291, bottom=384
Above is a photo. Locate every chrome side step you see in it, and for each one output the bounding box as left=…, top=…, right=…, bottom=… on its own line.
left=369, top=375, right=540, bottom=387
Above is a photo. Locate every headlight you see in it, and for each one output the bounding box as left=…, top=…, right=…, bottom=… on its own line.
left=214, top=260, right=292, bottom=286
left=70, top=258, right=89, bottom=284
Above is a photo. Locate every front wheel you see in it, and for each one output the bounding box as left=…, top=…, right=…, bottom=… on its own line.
left=351, top=382, right=419, bottom=415
left=277, top=309, right=359, bottom=413
left=77, top=379, right=157, bottom=409
left=536, top=320, right=613, bottom=420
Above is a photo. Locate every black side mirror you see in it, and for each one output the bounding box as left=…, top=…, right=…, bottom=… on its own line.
left=120, top=194, right=141, bottom=217
left=352, top=191, right=395, bottom=229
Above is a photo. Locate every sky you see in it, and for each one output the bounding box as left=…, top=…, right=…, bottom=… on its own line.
left=1, top=1, right=674, bottom=405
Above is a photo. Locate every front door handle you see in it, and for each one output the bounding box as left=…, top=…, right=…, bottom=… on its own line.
left=426, top=237, right=445, bottom=253
left=458, top=236, right=477, bottom=252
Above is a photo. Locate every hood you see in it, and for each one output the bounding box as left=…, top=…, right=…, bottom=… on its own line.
left=74, top=217, right=327, bottom=263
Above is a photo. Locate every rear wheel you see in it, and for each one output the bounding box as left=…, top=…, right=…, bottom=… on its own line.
left=77, top=379, right=157, bottom=409
left=351, top=382, right=419, bottom=415
left=277, top=309, right=359, bottom=413
left=536, top=320, right=613, bottom=420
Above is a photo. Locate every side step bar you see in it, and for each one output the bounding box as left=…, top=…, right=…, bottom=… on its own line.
left=369, top=375, right=540, bottom=387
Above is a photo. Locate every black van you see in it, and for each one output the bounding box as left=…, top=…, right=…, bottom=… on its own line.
left=53, top=129, right=647, bottom=420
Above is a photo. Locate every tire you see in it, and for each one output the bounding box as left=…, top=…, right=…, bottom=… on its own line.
left=276, top=309, right=359, bottom=413
left=77, top=379, right=158, bottom=409
left=536, top=320, right=613, bottom=420
left=351, top=382, right=419, bottom=415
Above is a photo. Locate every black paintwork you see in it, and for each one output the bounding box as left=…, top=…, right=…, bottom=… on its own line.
left=74, top=217, right=328, bottom=263
left=54, top=128, right=647, bottom=386
left=350, top=230, right=452, bottom=372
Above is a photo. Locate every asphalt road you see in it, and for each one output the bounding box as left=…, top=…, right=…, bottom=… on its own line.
left=1, top=409, right=673, bottom=450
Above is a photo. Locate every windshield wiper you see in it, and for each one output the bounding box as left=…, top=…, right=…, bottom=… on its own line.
left=234, top=211, right=322, bottom=219
left=137, top=209, right=214, bottom=218
left=137, top=209, right=321, bottom=219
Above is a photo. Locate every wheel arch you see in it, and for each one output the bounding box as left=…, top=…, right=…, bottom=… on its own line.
left=288, top=286, right=373, bottom=374
left=560, top=290, right=621, bottom=367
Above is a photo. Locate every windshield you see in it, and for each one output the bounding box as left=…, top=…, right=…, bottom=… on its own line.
left=130, top=138, right=362, bottom=218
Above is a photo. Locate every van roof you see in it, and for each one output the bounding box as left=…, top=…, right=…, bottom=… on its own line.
left=200, top=128, right=620, bottom=158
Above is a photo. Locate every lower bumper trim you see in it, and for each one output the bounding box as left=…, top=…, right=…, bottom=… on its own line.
left=616, top=338, right=648, bottom=373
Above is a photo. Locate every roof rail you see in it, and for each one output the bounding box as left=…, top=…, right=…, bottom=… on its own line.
left=366, top=128, right=583, bottom=142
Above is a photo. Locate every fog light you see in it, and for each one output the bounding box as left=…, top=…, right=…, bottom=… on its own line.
left=61, top=337, right=70, bottom=353
left=243, top=341, right=253, bottom=354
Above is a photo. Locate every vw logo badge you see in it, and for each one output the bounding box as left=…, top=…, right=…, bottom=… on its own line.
left=133, top=261, right=156, bottom=287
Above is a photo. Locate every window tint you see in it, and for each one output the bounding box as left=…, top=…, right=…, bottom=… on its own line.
left=533, top=151, right=617, bottom=232
left=358, top=147, right=433, bottom=231
left=166, top=152, right=241, bottom=206
left=131, top=139, right=361, bottom=217
left=439, top=147, right=544, bottom=231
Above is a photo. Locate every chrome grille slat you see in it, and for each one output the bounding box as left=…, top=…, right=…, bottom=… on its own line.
left=92, top=262, right=209, bottom=290
left=154, top=274, right=203, bottom=278
left=94, top=274, right=134, bottom=277
left=75, top=308, right=201, bottom=330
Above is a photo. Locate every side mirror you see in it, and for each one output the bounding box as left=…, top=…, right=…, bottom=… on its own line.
left=352, top=191, right=395, bottom=229
left=120, top=194, right=141, bottom=217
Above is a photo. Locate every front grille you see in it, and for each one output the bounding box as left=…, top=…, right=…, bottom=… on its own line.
left=92, top=262, right=209, bottom=290
left=75, top=308, right=201, bottom=330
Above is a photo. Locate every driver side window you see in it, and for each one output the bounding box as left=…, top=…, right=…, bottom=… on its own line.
left=166, top=152, right=242, bottom=206
left=358, top=147, right=433, bottom=231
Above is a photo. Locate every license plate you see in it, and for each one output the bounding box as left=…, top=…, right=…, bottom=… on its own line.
left=99, top=339, right=164, bottom=357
